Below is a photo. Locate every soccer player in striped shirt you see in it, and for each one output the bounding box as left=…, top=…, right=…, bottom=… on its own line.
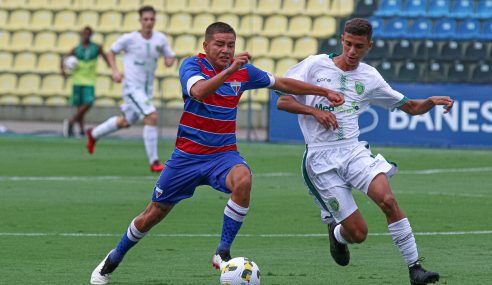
left=90, top=22, right=343, bottom=284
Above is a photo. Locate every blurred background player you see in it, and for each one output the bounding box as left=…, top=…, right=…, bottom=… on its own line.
left=277, top=18, right=453, bottom=285
left=61, top=26, right=110, bottom=137
left=89, top=22, right=343, bottom=285
left=86, top=6, right=176, bottom=172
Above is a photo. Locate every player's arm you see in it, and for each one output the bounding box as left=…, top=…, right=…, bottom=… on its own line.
left=98, top=45, right=111, bottom=68
left=272, top=78, right=344, bottom=107
left=277, top=95, right=339, bottom=130
left=60, top=48, right=75, bottom=78
left=399, top=97, right=454, bottom=115
left=106, top=51, right=123, bottom=83
left=190, top=52, right=250, bottom=101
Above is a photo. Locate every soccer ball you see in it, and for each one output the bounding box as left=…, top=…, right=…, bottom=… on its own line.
left=63, top=55, right=78, bottom=70
left=220, top=257, right=260, bottom=285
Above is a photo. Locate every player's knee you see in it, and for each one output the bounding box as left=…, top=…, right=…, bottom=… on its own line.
left=117, top=116, right=131, bottom=128
left=350, top=226, right=368, bottom=243
left=144, top=112, right=158, bottom=125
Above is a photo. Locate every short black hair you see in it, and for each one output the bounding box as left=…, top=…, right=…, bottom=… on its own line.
left=205, top=22, right=236, bottom=41
left=82, top=26, right=93, bottom=35
left=138, top=5, right=156, bottom=17
left=344, top=18, right=372, bottom=40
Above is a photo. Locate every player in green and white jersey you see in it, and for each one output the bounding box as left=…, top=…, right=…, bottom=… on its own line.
left=277, top=18, right=453, bottom=285
left=86, top=6, right=176, bottom=172
left=61, top=26, right=110, bottom=137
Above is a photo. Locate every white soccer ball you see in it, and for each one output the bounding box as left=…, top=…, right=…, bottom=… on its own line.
left=63, top=55, right=78, bottom=70
left=220, top=257, right=260, bottom=285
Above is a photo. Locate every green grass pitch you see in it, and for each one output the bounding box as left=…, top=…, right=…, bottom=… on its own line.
left=1, top=136, right=491, bottom=284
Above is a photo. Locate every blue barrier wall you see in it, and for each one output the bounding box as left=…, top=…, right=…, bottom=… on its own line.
left=268, top=83, right=492, bottom=148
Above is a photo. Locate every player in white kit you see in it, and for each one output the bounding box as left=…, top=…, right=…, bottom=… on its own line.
left=86, top=6, right=176, bottom=172
left=277, top=18, right=453, bottom=285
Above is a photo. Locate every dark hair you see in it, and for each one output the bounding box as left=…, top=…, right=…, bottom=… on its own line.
left=138, top=5, right=156, bottom=17
left=344, top=18, right=372, bottom=40
left=82, top=26, right=93, bottom=35
left=205, top=22, right=236, bottom=41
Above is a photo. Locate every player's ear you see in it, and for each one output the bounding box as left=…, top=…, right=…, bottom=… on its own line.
left=203, top=40, right=209, bottom=53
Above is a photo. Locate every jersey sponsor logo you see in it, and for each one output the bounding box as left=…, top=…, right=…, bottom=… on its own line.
left=316, top=77, right=331, bottom=83
left=315, top=102, right=360, bottom=113
left=230, top=81, right=242, bottom=95
left=355, top=81, right=365, bottom=95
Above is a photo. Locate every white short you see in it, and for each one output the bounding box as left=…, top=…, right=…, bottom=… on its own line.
left=301, top=139, right=397, bottom=224
left=120, top=85, right=156, bottom=124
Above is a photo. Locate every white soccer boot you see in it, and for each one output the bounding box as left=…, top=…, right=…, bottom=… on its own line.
left=90, top=250, right=118, bottom=284
left=212, top=250, right=232, bottom=270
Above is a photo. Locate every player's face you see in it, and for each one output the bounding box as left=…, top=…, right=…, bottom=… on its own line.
left=203, top=32, right=236, bottom=70
left=139, top=11, right=155, bottom=33
left=341, top=33, right=372, bottom=68
left=81, top=29, right=92, bottom=43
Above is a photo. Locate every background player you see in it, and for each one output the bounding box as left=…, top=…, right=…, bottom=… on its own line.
left=61, top=26, right=110, bottom=137
left=90, top=22, right=343, bottom=285
left=86, top=6, right=176, bottom=172
left=277, top=18, right=453, bottom=285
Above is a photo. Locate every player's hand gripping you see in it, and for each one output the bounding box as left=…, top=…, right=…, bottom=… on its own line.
left=312, top=108, right=339, bottom=130
left=229, top=52, right=251, bottom=73
left=112, top=70, right=124, bottom=83
left=430, top=96, right=454, bottom=113
left=325, top=90, right=344, bottom=107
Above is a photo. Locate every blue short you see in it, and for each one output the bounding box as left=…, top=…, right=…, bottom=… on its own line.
left=152, top=150, right=250, bottom=205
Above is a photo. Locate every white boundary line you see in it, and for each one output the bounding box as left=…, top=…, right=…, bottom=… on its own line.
left=0, top=230, right=491, bottom=238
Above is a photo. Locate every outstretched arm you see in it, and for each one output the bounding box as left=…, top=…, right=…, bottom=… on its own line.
left=98, top=45, right=111, bottom=68
left=399, top=96, right=454, bottom=115
left=272, top=77, right=344, bottom=107
left=277, top=95, right=339, bottom=130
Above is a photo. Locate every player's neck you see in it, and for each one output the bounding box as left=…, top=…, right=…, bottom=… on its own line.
left=140, top=30, right=152, bottom=39
left=333, top=56, right=358, bottom=72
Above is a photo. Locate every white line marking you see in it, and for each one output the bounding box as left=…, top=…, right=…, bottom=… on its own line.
left=0, top=231, right=491, bottom=238
left=399, top=167, right=492, bottom=175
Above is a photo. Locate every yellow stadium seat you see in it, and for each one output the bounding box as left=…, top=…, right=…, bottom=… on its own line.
left=217, top=14, right=239, bottom=31
left=91, top=32, right=104, bottom=45
left=117, top=0, right=142, bottom=12
left=311, top=16, right=337, bottom=38
left=94, top=97, right=116, bottom=107
left=121, top=12, right=140, bottom=32
left=53, top=11, right=77, bottom=32
left=252, top=88, right=270, bottom=104
left=304, top=0, right=331, bottom=16
left=234, top=36, right=245, bottom=53
left=12, top=52, right=37, bottom=72
left=109, top=81, right=122, bottom=98
left=165, top=0, right=188, bottom=13
left=99, top=11, right=123, bottom=33
left=233, top=0, right=256, bottom=15
left=0, top=10, right=8, bottom=29
left=187, top=0, right=210, bottom=13
left=142, top=0, right=166, bottom=11
left=275, top=57, right=298, bottom=76
left=210, top=0, right=233, bottom=14
left=256, top=0, right=282, bottom=15
left=281, top=0, right=306, bottom=16
left=173, top=35, right=196, bottom=57
left=39, top=74, right=65, bottom=96
left=329, top=0, right=354, bottom=17
left=0, top=74, right=17, bottom=95
left=293, top=37, right=318, bottom=59
left=287, top=15, right=312, bottom=38
left=155, top=13, right=169, bottom=30
left=33, top=31, right=57, bottom=52
left=9, top=31, right=33, bottom=52
left=0, top=95, right=21, bottom=105
left=21, top=95, right=44, bottom=105
left=16, top=74, right=41, bottom=96
left=26, top=0, right=50, bottom=9
left=50, top=0, right=73, bottom=10
left=61, top=78, right=72, bottom=97
left=56, top=32, right=79, bottom=53
left=253, top=57, right=275, bottom=73
left=37, top=52, right=61, bottom=74
left=167, top=13, right=192, bottom=35
left=1, top=0, right=26, bottom=9
left=238, top=15, right=263, bottom=36
left=30, top=10, right=53, bottom=31
left=0, top=31, right=10, bottom=51
left=7, top=10, right=31, bottom=30
left=161, top=77, right=182, bottom=102
left=95, top=76, right=112, bottom=97
left=103, top=33, right=121, bottom=53
left=45, top=96, right=68, bottom=106
left=245, top=36, right=269, bottom=57
left=190, top=14, right=215, bottom=35
left=261, top=15, right=288, bottom=37
left=93, top=0, right=117, bottom=11
left=155, top=58, right=179, bottom=77
left=269, top=36, right=293, bottom=59
left=73, top=0, right=95, bottom=10
left=0, top=52, right=13, bottom=72
left=77, top=11, right=99, bottom=29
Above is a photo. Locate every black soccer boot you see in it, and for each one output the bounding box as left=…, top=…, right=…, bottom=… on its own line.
left=409, top=260, right=440, bottom=285
left=328, top=222, right=350, bottom=266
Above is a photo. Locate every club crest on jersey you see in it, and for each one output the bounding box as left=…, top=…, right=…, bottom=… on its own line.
left=230, top=81, right=242, bottom=95
left=154, top=186, right=163, bottom=198
left=355, top=81, right=365, bottom=95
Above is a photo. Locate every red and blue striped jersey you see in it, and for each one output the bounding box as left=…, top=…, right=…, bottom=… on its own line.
left=176, top=53, right=275, bottom=157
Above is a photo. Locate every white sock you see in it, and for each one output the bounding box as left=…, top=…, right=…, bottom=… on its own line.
left=334, top=224, right=348, bottom=244
left=143, top=125, right=159, bottom=164
left=92, top=116, right=119, bottom=139
left=224, top=198, right=249, bottom=222
left=388, top=218, right=419, bottom=266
